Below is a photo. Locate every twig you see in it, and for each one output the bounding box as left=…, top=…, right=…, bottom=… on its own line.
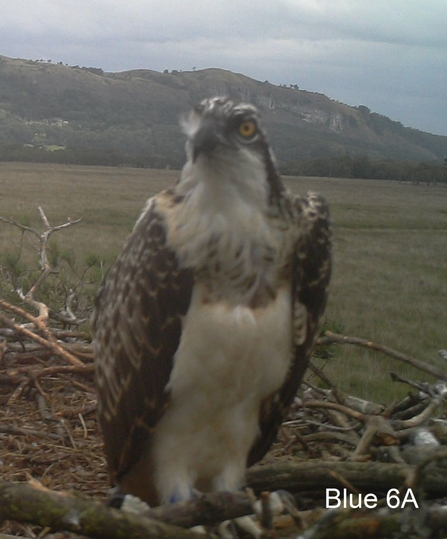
left=301, top=431, right=359, bottom=447
left=352, top=415, right=398, bottom=459
left=303, top=400, right=365, bottom=422
left=6, top=379, right=30, bottom=405
left=319, top=331, right=447, bottom=382
left=392, top=397, right=445, bottom=430
left=0, top=425, right=61, bottom=441
left=0, top=308, right=84, bottom=367
left=0, top=207, right=82, bottom=323
left=390, top=370, right=432, bottom=394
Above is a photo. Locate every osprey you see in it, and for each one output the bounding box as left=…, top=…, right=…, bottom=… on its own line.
left=93, top=96, right=331, bottom=506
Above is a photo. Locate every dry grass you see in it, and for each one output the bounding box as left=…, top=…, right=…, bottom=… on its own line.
left=1, top=162, right=446, bottom=403
left=0, top=162, right=175, bottom=262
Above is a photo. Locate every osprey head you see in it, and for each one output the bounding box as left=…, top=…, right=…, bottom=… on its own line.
left=178, top=97, right=284, bottom=207
left=182, top=96, right=275, bottom=167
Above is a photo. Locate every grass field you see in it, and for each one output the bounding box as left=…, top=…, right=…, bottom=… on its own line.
left=1, top=162, right=446, bottom=403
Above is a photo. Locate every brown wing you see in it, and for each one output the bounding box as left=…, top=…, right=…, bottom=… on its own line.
left=92, top=193, right=193, bottom=485
left=247, top=192, right=331, bottom=466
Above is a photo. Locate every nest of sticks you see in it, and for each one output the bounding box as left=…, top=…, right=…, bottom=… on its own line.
left=1, top=299, right=447, bottom=538
left=1, top=208, right=447, bottom=538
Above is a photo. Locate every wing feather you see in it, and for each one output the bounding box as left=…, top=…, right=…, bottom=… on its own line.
left=93, top=193, right=193, bottom=484
left=247, top=192, right=331, bottom=465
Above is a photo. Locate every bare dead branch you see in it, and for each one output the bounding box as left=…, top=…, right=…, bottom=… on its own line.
left=303, top=399, right=366, bottom=422
left=392, top=396, right=445, bottom=430
left=0, top=480, right=215, bottom=539
left=0, top=308, right=84, bottom=367
left=352, top=415, right=399, bottom=459
left=319, top=331, right=447, bottom=382
left=246, top=460, right=447, bottom=499
left=142, top=491, right=255, bottom=528
left=301, top=504, right=447, bottom=539
left=0, top=206, right=82, bottom=322
left=0, top=215, right=40, bottom=237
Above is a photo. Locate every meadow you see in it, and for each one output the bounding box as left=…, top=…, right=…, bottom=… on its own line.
left=0, top=162, right=446, bottom=403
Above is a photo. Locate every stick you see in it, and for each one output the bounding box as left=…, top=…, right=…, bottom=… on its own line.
left=246, top=460, right=447, bottom=498
left=319, top=331, right=447, bottom=382
left=0, top=308, right=84, bottom=367
left=0, top=207, right=82, bottom=324
left=0, top=480, right=215, bottom=539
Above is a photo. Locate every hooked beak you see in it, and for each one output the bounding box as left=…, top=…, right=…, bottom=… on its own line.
left=192, top=118, right=219, bottom=162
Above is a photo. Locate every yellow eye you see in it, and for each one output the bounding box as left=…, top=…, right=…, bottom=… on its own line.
left=238, top=120, right=257, bottom=139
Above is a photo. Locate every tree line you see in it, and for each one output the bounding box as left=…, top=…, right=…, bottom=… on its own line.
left=282, top=154, right=447, bottom=184
left=0, top=141, right=446, bottom=183
left=0, top=142, right=182, bottom=169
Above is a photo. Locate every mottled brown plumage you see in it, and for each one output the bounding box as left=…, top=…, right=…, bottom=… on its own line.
left=93, top=96, right=331, bottom=506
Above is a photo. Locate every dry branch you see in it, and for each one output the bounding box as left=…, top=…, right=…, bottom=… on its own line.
left=0, top=299, right=84, bottom=366
left=246, top=460, right=447, bottom=498
left=0, top=206, right=83, bottom=325
left=319, top=331, right=447, bottom=382
left=142, top=491, right=255, bottom=528
left=392, top=397, right=445, bottom=430
left=301, top=505, right=447, bottom=539
left=0, top=480, right=215, bottom=539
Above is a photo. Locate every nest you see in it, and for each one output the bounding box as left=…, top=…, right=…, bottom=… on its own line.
left=2, top=306, right=447, bottom=538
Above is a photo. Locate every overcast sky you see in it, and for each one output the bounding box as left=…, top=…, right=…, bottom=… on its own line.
left=2, top=0, right=447, bottom=136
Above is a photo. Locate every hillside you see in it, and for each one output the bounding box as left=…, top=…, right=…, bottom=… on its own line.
left=0, top=54, right=446, bottom=165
